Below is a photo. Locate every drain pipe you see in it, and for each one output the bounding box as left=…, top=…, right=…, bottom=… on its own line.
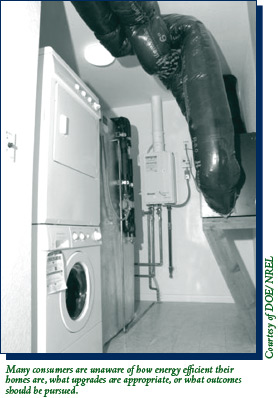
left=166, top=206, right=173, bottom=278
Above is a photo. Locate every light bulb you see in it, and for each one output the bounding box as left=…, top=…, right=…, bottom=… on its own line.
left=84, top=42, right=115, bottom=67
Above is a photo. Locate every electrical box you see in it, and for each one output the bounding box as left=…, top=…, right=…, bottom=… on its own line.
left=140, top=151, right=176, bottom=205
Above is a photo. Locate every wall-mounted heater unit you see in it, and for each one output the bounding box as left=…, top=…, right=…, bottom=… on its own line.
left=140, top=96, right=176, bottom=206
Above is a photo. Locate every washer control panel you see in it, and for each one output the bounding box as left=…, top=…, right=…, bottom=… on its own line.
left=70, top=226, right=102, bottom=247
left=35, top=225, right=102, bottom=251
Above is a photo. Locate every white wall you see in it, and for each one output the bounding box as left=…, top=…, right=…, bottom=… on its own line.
left=1, top=1, right=41, bottom=352
left=237, top=1, right=256, bottom=132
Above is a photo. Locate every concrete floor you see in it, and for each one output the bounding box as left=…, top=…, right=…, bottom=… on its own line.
left=104, top=302, right=256, bottom=353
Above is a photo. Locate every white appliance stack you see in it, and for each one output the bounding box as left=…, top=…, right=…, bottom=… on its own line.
left=32, top=47, right=103, bottom=353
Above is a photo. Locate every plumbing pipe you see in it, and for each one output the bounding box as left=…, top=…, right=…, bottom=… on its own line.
left=134, top=205, right=163, bottom=267
left=117, top=139, right=126, bottom=333
left=151, top=95, right=165, bottom=153
left=150, top=206, right=155, bottom=268
left=167, top=206, right=173, bottom=278
left=157, top=205, right=163, bottom=266
left=147, top=207, right=152, bottom=264
left=134, top=205, right=162, bottom=301
left=148, top=206, right=160, bottom=301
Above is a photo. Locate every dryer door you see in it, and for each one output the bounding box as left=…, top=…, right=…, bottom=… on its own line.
left=53, top=82, right=99, bottom=178
left=60, top=251, right=94, bottom=332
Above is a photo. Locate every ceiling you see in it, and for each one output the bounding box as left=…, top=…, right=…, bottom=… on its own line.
left=39, top=1, right=255, bottom=110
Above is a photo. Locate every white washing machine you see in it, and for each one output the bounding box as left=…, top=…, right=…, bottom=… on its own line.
left=33, top=47, right=101, bottom=226
left=32, top=224, right=102, bottom=353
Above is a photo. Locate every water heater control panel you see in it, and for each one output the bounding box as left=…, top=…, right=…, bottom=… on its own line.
left=140, top=151, right=176, bottom=205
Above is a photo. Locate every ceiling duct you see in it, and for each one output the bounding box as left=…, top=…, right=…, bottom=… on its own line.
left=71, top=1, right=245, bottom=216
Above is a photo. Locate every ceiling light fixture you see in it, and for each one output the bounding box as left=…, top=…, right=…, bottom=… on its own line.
left=84, top=42, right=115, bottom=67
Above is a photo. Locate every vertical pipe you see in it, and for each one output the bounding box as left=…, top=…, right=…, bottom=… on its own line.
left=117, top=140, right=126, bottom=332
left=157, top=205, right=163, bottom=265
left=149, top=206, right=160, bottom=301
left=151, top=95, right=165, bottom=153
left=148, top=206, right=154, bottom=289
left=151, top=206, right=155, bottom=271
left=167, top=206, right=173, bottom=278
left=134, top=207, right=161, bottom=301
left=134, top=207, right=163, bottom=266
left=147, top=208, right=152, bottom=265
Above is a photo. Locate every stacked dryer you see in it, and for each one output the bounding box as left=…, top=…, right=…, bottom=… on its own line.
left=32, top=47, right=102, bottom=353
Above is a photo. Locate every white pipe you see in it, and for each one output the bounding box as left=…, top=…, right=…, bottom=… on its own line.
left=151, top=95, right=165, bottom=153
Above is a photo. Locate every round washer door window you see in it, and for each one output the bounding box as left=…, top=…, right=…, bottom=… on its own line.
left=66, top=262, right=87, bottom=320
left=60, top=251, right=94, bottom=332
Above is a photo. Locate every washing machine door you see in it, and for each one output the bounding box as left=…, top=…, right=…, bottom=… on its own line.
left=60, top=251, right=94, bottom=332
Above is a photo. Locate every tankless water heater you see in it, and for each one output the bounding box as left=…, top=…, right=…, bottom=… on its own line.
left=140, top=151, right=176, bottom=205
left=140, top=96, right=176, bottom=206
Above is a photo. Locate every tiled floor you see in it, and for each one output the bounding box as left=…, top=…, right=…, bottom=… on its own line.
left=104, top=302, right=256, bottom=353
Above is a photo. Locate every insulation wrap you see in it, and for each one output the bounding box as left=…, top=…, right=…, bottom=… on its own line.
left=71, top=1, right=244, bottom=215
left=109, top=1, right=179, bottom=77
left=71, top=1, right=133, bottom=57
left=161, top=14, right=241, bottom=214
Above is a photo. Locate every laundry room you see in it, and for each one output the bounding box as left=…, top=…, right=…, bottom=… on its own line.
left=2, top=1, right=257, bottom=354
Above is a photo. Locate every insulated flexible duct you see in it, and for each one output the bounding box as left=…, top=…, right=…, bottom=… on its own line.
left=71, top=1, right=133, bottom=57
left=71, top=1, right=243, bottom=215
left=161, top=14, right=241, bottom=214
